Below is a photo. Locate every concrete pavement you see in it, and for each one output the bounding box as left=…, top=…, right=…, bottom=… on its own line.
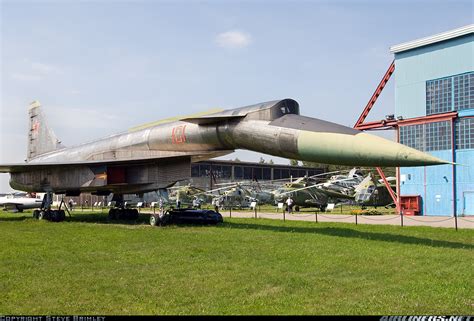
left=215, top=210, right=474, bottom=229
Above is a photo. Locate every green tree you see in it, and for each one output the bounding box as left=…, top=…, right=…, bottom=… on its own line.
left=301, top=161, right=328, bottom=170
left=289, top=159, right=299, bottom=166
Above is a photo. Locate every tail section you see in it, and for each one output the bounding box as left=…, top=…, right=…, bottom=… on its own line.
left=27, top=101, right=64, bottom=161
left=354, top=173, right=375, bottom=193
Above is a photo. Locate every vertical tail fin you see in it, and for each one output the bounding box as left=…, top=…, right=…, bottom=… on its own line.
left=354, top=173, right=375, bottom=193
left=27, top=100, right=64, bottom=161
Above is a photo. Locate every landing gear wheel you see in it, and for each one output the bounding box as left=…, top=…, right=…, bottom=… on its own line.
left=38, top=210, right=46, bottom=220
left=52, top=210, right=66, bottom=222
left=161, top=212, right=171, bottom=226
left=108, top=208, right=117, bottom=220
left=50, top=210, right=58, bottom=222
left=150, top=214, right=160, bottom=226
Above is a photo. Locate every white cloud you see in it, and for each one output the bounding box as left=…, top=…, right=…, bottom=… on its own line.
left=11, top=73, right=42, bottom=81
left=10, top=61, right=61, bottom=82
left=31, top=62, right=60, bottom=74
left=215, top=30, right=252, bottom=49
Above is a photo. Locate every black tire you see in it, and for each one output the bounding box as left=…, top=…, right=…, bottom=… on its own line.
left=58, top=210, right=66, bottom=222
left=38, top=210, right=46, bottom=220
left=33, top=210, right=40, bottom=219
left=50, top=210, right=59, bottom=222
left=295, top=206, right=300, bottom=212
left=108, top=208, right=117, bottom=220
left=131, top=209, right=139, bottom=220
left=161, top=213, right=171, bottom=226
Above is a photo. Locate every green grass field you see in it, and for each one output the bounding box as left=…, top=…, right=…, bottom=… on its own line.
left=0, top=210, right=472, bottom=315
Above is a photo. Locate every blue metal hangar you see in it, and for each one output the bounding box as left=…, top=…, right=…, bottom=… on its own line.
left=391, top=25, right=473, bottom=216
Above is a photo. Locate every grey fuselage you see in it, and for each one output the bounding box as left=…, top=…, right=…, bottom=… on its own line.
left=30, top=99, right=303, bottom=164
left=9, top=99, right=448, bottom=195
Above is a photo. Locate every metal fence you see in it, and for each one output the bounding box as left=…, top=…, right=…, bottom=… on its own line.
left=76, top=205, right=474, bottom=230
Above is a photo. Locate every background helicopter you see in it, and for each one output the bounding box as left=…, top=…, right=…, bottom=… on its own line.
left=211, top=170, right=347, bottom=210
left=202, top=183, right=259, bottom=209
left=168, top=183, right=213, bottom=207
left=273, top=174, right=363, bottom=211
left=353, top=174, right=396, bottom=208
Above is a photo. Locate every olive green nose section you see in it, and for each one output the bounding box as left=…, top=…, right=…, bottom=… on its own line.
left=297, top=131, right=450, bottom=167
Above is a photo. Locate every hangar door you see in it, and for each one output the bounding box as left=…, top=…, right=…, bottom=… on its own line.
left=463, top=192, right=474, bottom=215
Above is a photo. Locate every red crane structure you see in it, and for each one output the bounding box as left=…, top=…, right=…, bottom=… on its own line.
left=353, top=61, right=400, bottom=212
left=353, top=61, right=458, bottom=213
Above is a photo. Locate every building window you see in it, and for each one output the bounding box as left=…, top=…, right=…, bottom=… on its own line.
left=243, top=167, right=253, bottom=179
left=290, top=169, right=299, bottom=178
left=221, top=165, right=232, bottom=179
left=400, top=124, right=424, bottom=151
left=209, top=165, right=231, bottom=179
left=400, top=121, right=452, bottom=151
left=456, top=118, right=474, bottom=149
left=426, top=72, right=474, bottom=115
left=454, top=73, right=474, bottom=111
left=263, top=168, right=271, bottom=180
left=234, top=166, right=243, bottom=179
left=191, top=164, right=200, bottom=177
left=253, top=167, right=263, bottom=180
left=426, top=78, right=452, bottom=115
left=281, top=169, right=290, bottom=179
left=425, top=121, right=451, bottom=151
left=273, top=169, right=281, bottom=180
left=199, top=164, right=210, bottom=177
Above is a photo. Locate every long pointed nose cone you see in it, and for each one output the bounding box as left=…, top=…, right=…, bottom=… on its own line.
left=297, top=129, right=450, bottom=167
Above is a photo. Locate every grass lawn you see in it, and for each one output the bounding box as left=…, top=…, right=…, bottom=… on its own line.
left=0, top=210, right=472, bottom=315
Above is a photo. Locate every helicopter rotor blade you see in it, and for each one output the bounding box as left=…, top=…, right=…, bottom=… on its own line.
left=277, top=177, right=361, bottom=196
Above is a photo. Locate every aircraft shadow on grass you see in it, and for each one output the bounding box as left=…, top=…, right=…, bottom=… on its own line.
left=0, top=212, right=148, bottom=225
left=222, top=221, right=473, bottom=250
left=0, top=213, right=471, bottom=250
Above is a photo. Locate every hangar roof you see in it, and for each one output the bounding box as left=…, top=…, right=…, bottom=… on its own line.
left=390, top=24, right=473, bottom=54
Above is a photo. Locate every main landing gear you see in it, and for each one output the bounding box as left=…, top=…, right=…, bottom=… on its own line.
left=33, top=209, right=66, bottom=222
left=107, top=194, right=139, bottom=221
left=33, top=192, right=66, bottom=222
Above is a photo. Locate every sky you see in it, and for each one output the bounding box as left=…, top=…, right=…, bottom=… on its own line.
left=0, top=0, right=473, bottom=192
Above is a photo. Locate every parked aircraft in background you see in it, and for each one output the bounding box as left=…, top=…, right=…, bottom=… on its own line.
left=354, top=174, right=396, bottom=208
left=273, top=173, right=362, bottom=211
left=0, top=193, right=43, bottom=212
left=168, top=184, right=213, bottom=207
